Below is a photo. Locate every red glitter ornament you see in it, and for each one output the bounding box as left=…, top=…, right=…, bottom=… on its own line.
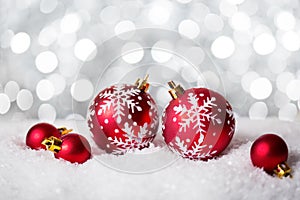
left=162, top=81, right=235, bottom=160
left=26, top=123, right=72, bottom=150
left=42, top=133, right=91, bottom=164
left=88, top=75, right=159, bottom=155
left=250, top=133, right=292, bottom=178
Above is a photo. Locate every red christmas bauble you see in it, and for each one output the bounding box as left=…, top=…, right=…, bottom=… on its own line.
left=88, top=77, right=159, bottom=155
left=26, top=123, right=61, bottom=150
left=162, top=82, right=235, bottom=160
left=54, top=134, right=91, bottom=164
left=250, top=134, right=288, bottom=173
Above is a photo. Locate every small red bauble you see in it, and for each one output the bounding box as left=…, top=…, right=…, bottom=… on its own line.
left=88, top=75, right=159, bottom=155
left=162, top=81, right=235, bottom=160
left=250, top=134, right=292, bottom=178
left=26, top=123, right=71, bottom=150
left=43, top=134, right=91, bottom=164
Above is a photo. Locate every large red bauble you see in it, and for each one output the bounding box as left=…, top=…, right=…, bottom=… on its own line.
left=162, top=87, right=235, bottom=160
left=55, top=134, right=91, bottom=164
left=26, top=123, right=61, bottom=150
left=250, top=134, right=288, bottom=173
left=88, top=84, right=159, bottom=155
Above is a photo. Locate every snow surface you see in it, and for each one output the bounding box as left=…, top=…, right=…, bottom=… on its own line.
left=0, top=118, right=299, bottom=200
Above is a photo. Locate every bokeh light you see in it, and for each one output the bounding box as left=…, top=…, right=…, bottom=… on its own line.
left=0, top=93, right=11, bottom=114
left=60, top=13, right=82, bottom=34
left=250, top=78, right=272, bottom=100
left=148, top=1, right=172, bottom=25
left=10, top=32, right=31, bottom=54
left=211, top=36, right=235, bottom=59
left=253, top=33, right=276, bottom=55
left=151, top=40, right=173, bottom=63
left=71, top=79, right=94, bottom=102
left=4, top=81, right=20, bottom=102
left=74, top=39, right=97, bottom=61
left=249, top=102, right=268, bottom=120
left=36, top=79, right=55, bottom=101
left=35, top=51, right=58, bottom=73
left=16, top=89, right=33, bottom=111
left=122, top=42, right=144, bottom=64
left=178, top=19, right=200, bottom=39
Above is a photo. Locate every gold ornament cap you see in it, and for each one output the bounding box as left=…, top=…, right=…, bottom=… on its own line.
left=135, top=74, right=150, bottom=92
left=168, top=81, right=185, bottom=100
left=42, top=136, right=62, bottom=153
left=273, top=162, right=292, bottom=179
left=57, top=127, right=73, bottom=135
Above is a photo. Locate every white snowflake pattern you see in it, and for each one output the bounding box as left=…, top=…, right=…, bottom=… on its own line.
left=108, top=122, right=154, bottom=155
left=168, top=134, right=217, bottom=160
left=174, top=93, right=222, bottom=134
left=147, top=100, right=159, bottom=130
left=97, top=85, right=142, bottom=123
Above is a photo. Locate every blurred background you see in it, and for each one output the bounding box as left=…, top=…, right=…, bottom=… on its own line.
left=0, top=0, right=300, bottom=123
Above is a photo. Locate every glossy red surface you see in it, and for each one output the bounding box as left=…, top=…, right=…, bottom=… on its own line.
left=250, top=134, right=288, bottom=173
left=162, top=87, right=235, bottom=160
left=26, top=123, right=61, bottom=150
left=88, top=84, right=159, bottom=155
left=55, top=134, right=91, bottom=164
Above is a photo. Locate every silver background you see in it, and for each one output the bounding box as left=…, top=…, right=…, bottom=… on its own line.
left=0, top=0, right=300, bottom=122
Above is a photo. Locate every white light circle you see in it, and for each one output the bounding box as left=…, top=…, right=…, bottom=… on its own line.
left=253, top=33, right=276, bottom=55
left=60, top=13, right=82, bottom=34
left=38, top=26, right=58, bottom=46
left=151, top=40, right=173, bottom=63
left=250, top=77, right=273, bottom=100
left=275, top=11, right=295, bottom=31
left=122, top=42, right=144, bottom=64
left=71, top=79, right=94, bottom=102
left=74, top=39, right=97, bottom=61
left=281, top=31, right=300, bottom=52
left=38, top=104, right=56, bottom=123
left=178, top=19, right=200, bottom=39
left=0, top=93, right=11, bottom=114
left=204, top=14, right=224, bottom=32
left=249, top=102, right=268, bottom=120
left=4, top=81, right=20, bottom=102
left=36, top=79, right=55, bottom=101
left=286, top=80, right=300, bottom=101
left=40, top=0, right=57, bottom=14
left=114, top=20, right=136, bottom=39
left=10, top=32, right=31, bottom=54
left=241, top=71, right=259, bottom=92
left=230, top=12, right=251, bottom=31
left=16, top=89, right=33, bottom=111
left=279, top=103, right=298, bottom=121
left=47, top=73, right=66, bottom=95
left=35, top=51, right=58, bottom=73
left=148, top=3, right=171, bottom=25
left=211, top=36, right=235, bottom=59
left=276, top=72, right=295, bottom=93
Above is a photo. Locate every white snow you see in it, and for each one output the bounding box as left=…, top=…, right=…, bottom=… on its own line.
left=0, top=118, right=299, bottom=200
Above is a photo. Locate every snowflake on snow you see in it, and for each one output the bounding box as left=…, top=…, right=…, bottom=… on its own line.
left=174, top=93, right=222, bottom=134
left=108, top=122, right=153, bottom=155
left=97, top=85, right=142, bottom=123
